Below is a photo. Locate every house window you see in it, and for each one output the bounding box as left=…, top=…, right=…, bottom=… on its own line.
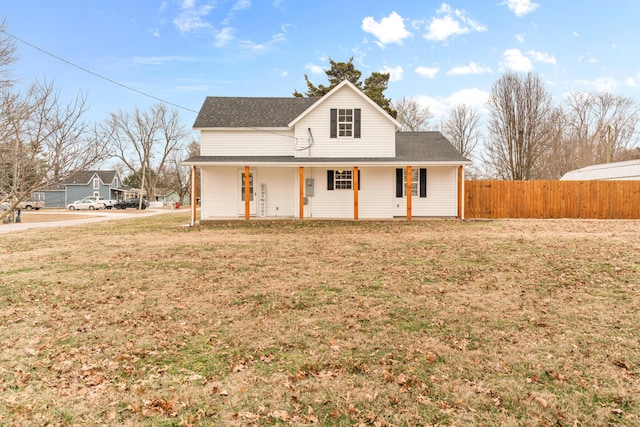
left=335, top=170, right=352, bottom=189
left=338, top=109, right=353, bottom=137
left=327, top=170, right=361, bottom=190
left=396, top=168, right=427, bottom=198
left=93, top=178, right=99, bottom=190
left=405, top=168, right=419, bottom=197
left=330, top=108, right=361, bottom=139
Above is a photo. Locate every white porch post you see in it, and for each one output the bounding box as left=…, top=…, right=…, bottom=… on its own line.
left=190, top=165, right=197, bottom=226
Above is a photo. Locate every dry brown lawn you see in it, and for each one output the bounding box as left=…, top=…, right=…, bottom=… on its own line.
left=1, top=214, right=639, bottom=426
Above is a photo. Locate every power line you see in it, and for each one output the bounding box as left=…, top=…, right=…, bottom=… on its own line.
left=1, top=29, right=199, bottom=114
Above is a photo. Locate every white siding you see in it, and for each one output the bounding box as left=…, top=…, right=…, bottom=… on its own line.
left=201, top=129, right=294, bottom=156
left=303, top=167, right=393, bottom=219
left=293, top=85, right=396, bottom=159
left=358, top=168, right=394, bottom=218
left=256, top=168, right=297, bottom=217
left=393, top=167, right=459, bottom=217
left=420, top=167, right=458, bottom=216
left=200, top=167, right=238, bottom=218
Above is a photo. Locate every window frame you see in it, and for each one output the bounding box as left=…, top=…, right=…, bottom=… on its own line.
left=327, top=169, right=361, bottom=191
left=396, top=168, right=427, bottom=198
left=330, top=108, right=361, bottom=139
left=334, top=170, right=353, bottom=189
left=338, top=108, right=353, bottom=138
left=93, top=177, right=100, bottom=190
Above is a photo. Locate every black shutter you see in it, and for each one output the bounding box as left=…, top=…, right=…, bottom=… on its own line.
left=420, top=168, right=427, bottom=198
left=395, top=168, right=403, bottom=197
left=354, top=108, right=361, bottom=138
left=330, top=109, right=337, bottom=138
left=358, top=169, right=361, bottom=190
left=327, top=170, right=334, bottom=190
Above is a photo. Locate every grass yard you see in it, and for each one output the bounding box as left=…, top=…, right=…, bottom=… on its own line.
left=1, top=214, right=639, bottom=426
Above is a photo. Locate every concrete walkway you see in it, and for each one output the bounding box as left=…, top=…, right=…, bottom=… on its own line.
left=0, top=209, right=176, bottom=234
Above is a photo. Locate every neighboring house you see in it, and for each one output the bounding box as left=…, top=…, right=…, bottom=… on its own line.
left=39, top=182, right=66, bottom=207
left=561, top=159, right=640, bottom=181
left=183, top=80, right=471, bottom=222
left=42, top=170, right=127, bottom=207
left=154, top=188, right=190, bottom=206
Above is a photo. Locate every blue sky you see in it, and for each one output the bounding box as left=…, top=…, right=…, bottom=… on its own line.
left=3, top=0, right=640, bottom=129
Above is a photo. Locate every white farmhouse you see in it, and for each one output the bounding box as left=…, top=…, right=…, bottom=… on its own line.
left=184, top=80, right=471, bottom=223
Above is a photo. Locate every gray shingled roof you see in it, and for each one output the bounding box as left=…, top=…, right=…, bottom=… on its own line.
left=193, top=97, right=321, bottom=128
left=395, top=132, right=469, bottom=162
left=64, top=170, right=120, bottom=186
left=184, top=131, right=470, bottom=164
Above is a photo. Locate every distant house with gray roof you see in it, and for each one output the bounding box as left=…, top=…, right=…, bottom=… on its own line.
left=183, top=80, right=471, bottom=221
left=41, top=170, right=126, bottom=208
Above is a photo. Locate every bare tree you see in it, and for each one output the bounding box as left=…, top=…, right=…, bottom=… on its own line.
left=442, top=104, right=482, bottom=159
left=0, top=81, right=107, bottom=220
left=163, top=140, right=199, bottom=205
left=485, top=72, right=554, bottom=180
left=393, top=97, right=433, bottom=131
left=565, top=92, right=639, bottom=165
left=534, top=107, right=573, bottom=179
left=0, top=20, right=18, bottom=88
left=535, top=92, right=640, bottom=179
left=101, top=103, right=189, bottom=208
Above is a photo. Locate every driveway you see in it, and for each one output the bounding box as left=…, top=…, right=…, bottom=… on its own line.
left=0, top=209, right=174, bottom=234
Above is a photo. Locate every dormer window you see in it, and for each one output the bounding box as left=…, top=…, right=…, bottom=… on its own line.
left=338, top=109, right=353, bottom=137
left=330, top=108, right=361, bottom=139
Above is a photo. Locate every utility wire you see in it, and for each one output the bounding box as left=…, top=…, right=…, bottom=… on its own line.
left=1, top=29, right=199, bottom=114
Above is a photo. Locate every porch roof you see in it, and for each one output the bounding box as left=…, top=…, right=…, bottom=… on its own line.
left=183, top=132, right=471, bottom=166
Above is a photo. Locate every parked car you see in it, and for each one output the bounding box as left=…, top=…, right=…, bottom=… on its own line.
left=81, top=196, right=117, bottom=209
left=18, top=200, right=45, bottom=211
left=113, top=198, right=148, bottom=210
left=1, top=199, right=45, bottom=211
left=80, top=197, right=106, bottom=209
left=67, top=199, right=102, bottom=210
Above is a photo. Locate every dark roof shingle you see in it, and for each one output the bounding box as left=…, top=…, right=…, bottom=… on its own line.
left=193, top=97, right=321, bottom=128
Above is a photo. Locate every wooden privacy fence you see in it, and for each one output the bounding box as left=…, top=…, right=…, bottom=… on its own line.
left=465, top=180, right=640, bottom=219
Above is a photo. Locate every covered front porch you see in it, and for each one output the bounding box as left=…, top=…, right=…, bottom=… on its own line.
left=186, top=164, right=466, bottom=225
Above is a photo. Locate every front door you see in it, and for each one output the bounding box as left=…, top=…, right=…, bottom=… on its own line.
left=238, top=170, right=256, bottom=216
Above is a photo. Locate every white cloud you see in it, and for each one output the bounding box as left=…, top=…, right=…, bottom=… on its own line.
left=173, top=1, right=214, bottom=33
left=515, top=33, right=525, bottom=43
left=380, top=65, right=404, bottom=82
left=500, top=48, right=533, bottom=72
left=305, top=63, right=324, bottom=75
left=448, top=88, right=490, bottom=109
left=447, top=61, right=492, bottom=75
left=231, top=0, right=251, bottom=11
left=215, top=27, right=234, bottom=47
left=362, top=11, right=411, bottom=47
left=130, top=55, right=196, bottom=65
left=279, top=70, right=288, bottom=78
left=575, top=77, right=619, bottom=92
left=415, top=66, right=440, bottom=79
left=415, top=88, right=489, bottom=123
left=528, top=50, right=556, bottom=65
left=424, top=3, right=487, bottom=42
left=502, top=0, right=539, bottom=17
left=239, top=32, right=286, bottom=52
